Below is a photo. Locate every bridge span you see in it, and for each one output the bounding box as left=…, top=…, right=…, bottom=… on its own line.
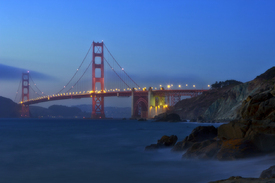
left=21, top=88, right=207, bottom=119
left=18, top=41, right=208, bottom=119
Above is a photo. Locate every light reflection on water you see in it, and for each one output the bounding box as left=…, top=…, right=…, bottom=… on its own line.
left=0, top=119, right=274, bottom=183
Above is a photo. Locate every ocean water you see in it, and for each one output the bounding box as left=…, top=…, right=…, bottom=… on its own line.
left=0, top=118, right=274, bottom=183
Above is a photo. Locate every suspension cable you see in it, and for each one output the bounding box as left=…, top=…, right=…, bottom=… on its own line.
left=104, top=43, right=140, bottom=88
left=66, top=58, right=93, bottom=93
left=56, top=44, right=93, bottom=94
left=29, top=85, right=44, bottom=97
left=14, top=80, right=21, bottom=102
left=29, top=75, right=46, bottom=96
left=104, top=57, right=130, bottom=88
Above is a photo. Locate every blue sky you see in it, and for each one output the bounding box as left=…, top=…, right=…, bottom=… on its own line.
left=0, top=0, right=275, bottom=107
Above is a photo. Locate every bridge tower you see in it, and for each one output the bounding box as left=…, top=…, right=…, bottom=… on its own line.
left=91, top=41, right=105, bottom=118
left=21, top=73, right=30, bottom=117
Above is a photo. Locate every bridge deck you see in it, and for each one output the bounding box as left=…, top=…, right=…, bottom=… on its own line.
left=21, top=89, right=208, bottom=105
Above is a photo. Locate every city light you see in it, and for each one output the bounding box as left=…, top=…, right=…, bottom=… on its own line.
left=208, top=85, right=210, bottom=87
left=186, top=84, right=188, bottom=86
left=193, top=85, right=195, bottom=88
left=179, top=85, right=181, bottom=88
left=167, top=85, right=170, bottom=89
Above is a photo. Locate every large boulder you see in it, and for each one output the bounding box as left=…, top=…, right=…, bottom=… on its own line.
left=218, top=120, right=251, bottom=140
left=216, top=139, right=260, bottom=160
left=182, top=139, right=221, bottom=159
left=172, top=126, right=217, bottom=152
left=145, top=135, right=178, bottom=150
left=240, top=92, right=274, bottom=120
left=245, top=132, right=275, bottom=152
left=260, top=165, right=275, bottom=178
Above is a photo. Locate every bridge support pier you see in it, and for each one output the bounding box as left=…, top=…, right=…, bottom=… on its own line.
left=131, top=87, right=168, bottom=119
left=91, top=41, right=105, bottom=119
left=147, top=87, right=167, bottom=119
left=131, top=88, right=148, bottom=119
left=21, top=73, right=30, bottom=118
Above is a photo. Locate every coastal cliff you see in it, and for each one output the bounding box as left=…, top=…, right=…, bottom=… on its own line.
left=171, top=67, right=275, bottom=122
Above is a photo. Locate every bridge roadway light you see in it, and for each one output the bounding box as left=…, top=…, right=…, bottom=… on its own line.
left=167, top=85, right=170, bottom=89
left=186, top=84, right=188, bottom=86
left=208, top=85, right=210, bottom=88
left=179, top=85, right=181, bottom=88
left=193, top=85, right=196, bottom=88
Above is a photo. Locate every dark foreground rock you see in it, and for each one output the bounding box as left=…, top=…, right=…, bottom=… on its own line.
left=137, top=118, right=147, bottom=121
left=216, top=138, right=261, bottom=160
left=181, top=88, right=275, bottom=160
left=145, top=135, right=178, bottom=150
left=183, top=139, right=221, bottom=159
left=209, top=176, right=275, bottom=183
left=260, top=165, right=275, bottom=178
left=172, top=125, right=217, bottom=152
left=210, top=165, right=275, bottom=182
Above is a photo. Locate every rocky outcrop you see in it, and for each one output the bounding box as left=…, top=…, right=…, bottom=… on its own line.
left=180, top=87, right=275, bottom=160
left=209, top=165, right=275, bottom=182
left=183, top=139, right=221, bottom=159
left=260, top=165, right=275, bottom=178
left=216, top=139, right=260, bottom=160
left=172, top=126, right=217, bottom=152
left=145, top=135, right=178, bottom=150
left=217, top=90, right=275, bottom=154
left=209, top=176, right=275, bottom=183
left=170, top=67, right=275, bottom=122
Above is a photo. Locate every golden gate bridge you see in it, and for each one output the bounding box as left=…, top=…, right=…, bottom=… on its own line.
left=14, top=41, right=208, bottom=119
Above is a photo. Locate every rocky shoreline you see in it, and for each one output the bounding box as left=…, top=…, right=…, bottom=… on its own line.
left=146, top=85, right=275, bottom=182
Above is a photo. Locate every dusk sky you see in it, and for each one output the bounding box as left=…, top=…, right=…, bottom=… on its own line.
left=0, top=0, right=274, bottom=107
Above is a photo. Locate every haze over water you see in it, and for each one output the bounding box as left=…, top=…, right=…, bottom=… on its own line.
left=0, top=118, right=274, bottom=183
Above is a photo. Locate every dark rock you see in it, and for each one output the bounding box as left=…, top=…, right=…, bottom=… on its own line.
left=167, top=113, right=181, bottom=122
left=155, top=113, right=181, bottom=122
left=157, top=135, right=178, bottom=146
left=197, top=115, right=205, bottom=122
left=216, top=139, right=260, bottom=160
left=186, top=125, right=218, bottom=142
left=246, top=132, right=275, bottom=152
left=138, top=118, right=147, bottom=121
left=171, top=126, right=217, bottom=152
left=240, top=92, right=274, bottom=120
left=182, top=139, right=221, bottom=159
left=260, top=165, right=275, bottom=178
left=208, top=176, right=275, bottom=183
left=218, top=120, right=251, bottom=140
left=144, top=144, right=159, bottom=151
left=145, top=135, right=178, bottom=151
